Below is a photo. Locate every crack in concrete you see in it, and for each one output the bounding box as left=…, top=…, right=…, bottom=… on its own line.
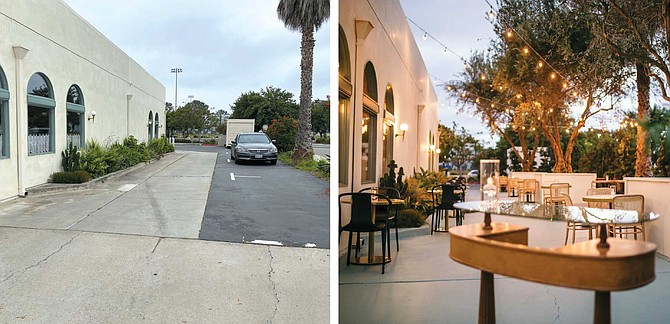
left=0, top=232, right=82, bottom=289
left=545, top=286, right=561, bottom=323
left=151, top=237, right=162, bottom=253
left=267, top=247, right=279, bottom=324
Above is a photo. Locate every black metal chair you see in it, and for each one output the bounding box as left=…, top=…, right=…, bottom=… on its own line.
left=431, top=184, right=463, bottom=235
left=358, top=187, right=401, bottom=253
left=339, top=192, right=392, bottom=274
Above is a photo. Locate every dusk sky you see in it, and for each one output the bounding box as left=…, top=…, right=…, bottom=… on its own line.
left=62, top=0, right=330, bottom=114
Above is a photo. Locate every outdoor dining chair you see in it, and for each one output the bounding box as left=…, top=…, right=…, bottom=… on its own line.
left=611, top=194, right=646, bottom=241
left=585, top=187, right=615, bottom=209
left=519, top=179, right=537, bottom=202
left=545, top=182, right=570, bottom=205
left=560, top=193, right=596, bottom=245
left=339, top=192, right=392, bottom=274
left=358, top=187, right=401, bottom=253
left=430, top=183, right=462, bottom=235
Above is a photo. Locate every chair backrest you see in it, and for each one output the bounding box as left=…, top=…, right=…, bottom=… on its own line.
left=549, top=183, right=570, bottom=198
left=500, top=176, right=508, bottom=185
left=612, top=195, right=644, bottom=213
left=560, top=193, right=573, bottom=206
left=586, top=187, right=614, bottom=195
left=523, top=179, right=537, bottom=190
left=359, top=186, right=401, bottom=199
left=339, top=192, right=392, bottom=229
left=432, top=183, right=460, bottom=206
left=509, top=178, right=518, bottom=188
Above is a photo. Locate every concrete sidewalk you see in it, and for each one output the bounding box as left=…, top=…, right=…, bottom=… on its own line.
left=339, top=188, right=670, bottom=323
left=0, top=151, right=329, bottom=323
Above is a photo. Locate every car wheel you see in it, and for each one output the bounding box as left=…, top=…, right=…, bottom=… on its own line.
left=269, top=160, right=277, bottom=165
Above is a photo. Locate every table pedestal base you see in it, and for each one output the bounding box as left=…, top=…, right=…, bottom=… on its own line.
left=594, top=291, right=610, bottom=324
left=479, top=270, right=495, bottom=324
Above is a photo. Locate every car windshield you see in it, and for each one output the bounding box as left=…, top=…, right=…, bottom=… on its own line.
left=238, top=134, right=270, bottom=144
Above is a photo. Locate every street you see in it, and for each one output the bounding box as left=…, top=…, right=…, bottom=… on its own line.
left=0, top=148, right=329, bottom=323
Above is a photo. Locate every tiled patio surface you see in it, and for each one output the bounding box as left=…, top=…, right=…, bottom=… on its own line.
left=339, top=187, right=670, bottom=323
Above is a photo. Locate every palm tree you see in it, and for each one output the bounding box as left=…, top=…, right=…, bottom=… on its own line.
left=277, top=0, right=329, bottom=162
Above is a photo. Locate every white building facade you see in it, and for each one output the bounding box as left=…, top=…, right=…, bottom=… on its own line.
left=339, top=0, right=440, bottom=252
left=0, top=0, right=165, bottom=201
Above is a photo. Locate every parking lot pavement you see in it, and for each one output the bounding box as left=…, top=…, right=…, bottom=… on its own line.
left=197, top=146, right=330, bottom=248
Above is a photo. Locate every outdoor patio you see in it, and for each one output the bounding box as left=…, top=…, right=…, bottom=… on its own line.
left=339, top=186, right=670, bottom=323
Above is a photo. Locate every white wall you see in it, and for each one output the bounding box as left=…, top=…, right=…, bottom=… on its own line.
left=0, top=0, right=165, bottom=201
left=624, top=177, right=670, bottom=257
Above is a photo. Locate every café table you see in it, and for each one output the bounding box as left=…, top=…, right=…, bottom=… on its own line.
left=452, top=200, right=659, bottom=324
left=343, top=197, right=404, bottom=264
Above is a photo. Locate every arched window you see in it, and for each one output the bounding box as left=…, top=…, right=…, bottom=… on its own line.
left=154, top=112, right=159, bottom=139
left=384, top=83, right=394, bottom=116
left=66, top=85, right=85, bottom=148
left=338, top=25, right=352, bottom=186
left=148, top=111, right=154, bottom=141
left=0, top=65, right=8, bottom=158
left=27, top=73, right=56, bottom=155
left=382, top=84, right=395, bottom=173
left=338, top=26, right=351, bottom=82
left=361, top=61, right=378, bottom=183
left=363, top=62, right=378, bottom=102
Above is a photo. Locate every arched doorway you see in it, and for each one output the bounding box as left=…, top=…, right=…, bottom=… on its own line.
left=338, top=25, right=352, bottom=187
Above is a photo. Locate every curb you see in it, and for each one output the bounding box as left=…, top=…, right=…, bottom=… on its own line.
left=25, top=153, right=172, bottom=196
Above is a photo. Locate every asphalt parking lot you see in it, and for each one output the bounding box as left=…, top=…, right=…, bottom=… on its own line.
left=177, top=144, right=330, bottom=248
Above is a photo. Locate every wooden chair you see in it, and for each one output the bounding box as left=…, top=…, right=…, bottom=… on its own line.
left=586, top=188, right=614, bottom=209
left=499, top=176, right=508, bottom=192
left=545, top=183, right=570, bottom=205
left=519, top=179, right=537, bottom=202
left=561, top=194, right=596, bottom=245
left=610, top=195, right=646, bottom=241
left=507, top=178, right=518, bottom=197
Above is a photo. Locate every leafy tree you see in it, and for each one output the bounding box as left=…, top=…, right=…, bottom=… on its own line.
left=311, top=98, right=330, bottom=137
left=230, top=86, right=299, bottom=131
left=277, top=0, right=330, bottom=162
left=438, top=123, right=481, bottom=174
left=266, top=116, right=298, bottom=152
left=172, top=100, right=212, bottom=137
left=165, top=102, right=176, bottom=137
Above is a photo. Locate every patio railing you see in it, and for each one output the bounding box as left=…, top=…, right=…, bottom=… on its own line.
left=28, top=134, right=50, bottom=154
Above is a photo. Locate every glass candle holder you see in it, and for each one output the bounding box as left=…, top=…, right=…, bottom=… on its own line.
left=480, top=159, right=500, bottom=204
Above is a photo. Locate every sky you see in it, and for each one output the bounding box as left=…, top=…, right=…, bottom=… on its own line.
left=400, top=0, right=500, bottom=147
left=62, top=0, right=330, bottom=114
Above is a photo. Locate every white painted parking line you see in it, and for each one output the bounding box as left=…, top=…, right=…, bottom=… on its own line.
left=227, top=159, right=231, bottom=163
left=235, top=176, right=261, bottom=179
left=117, top=184, right=138, bottom=192
left=230, top=173, right=236, bottom=181
left=304, top=243, right=317, bottom=248
left=249, top=240, right=283, bottom=246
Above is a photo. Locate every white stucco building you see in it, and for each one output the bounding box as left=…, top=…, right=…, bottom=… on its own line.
left=0, top=0, right=165, bottom=201
left=339, top=0, right=440, bottom=251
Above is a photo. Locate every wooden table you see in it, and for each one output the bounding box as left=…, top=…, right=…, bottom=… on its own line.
left=343, top=198, right=404, bottom=265
left=453, top=200, right=659, bottom=324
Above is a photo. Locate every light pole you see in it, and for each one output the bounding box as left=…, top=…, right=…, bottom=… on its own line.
left=170, top=68, right=182, bottom=111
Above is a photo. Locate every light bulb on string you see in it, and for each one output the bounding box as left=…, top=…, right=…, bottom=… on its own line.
left=481, top=75, right=487, bottom=80
left=444, top=47, right=448, bottom=55
left=550, top=73, right=556, bottom=80
left=506, top=30, right=513, bottom=38
left=423, top=32, right=427, bottom=40
left=523, top=47, right=530, bottom=54
left=538, top=61, right=544, bottom=68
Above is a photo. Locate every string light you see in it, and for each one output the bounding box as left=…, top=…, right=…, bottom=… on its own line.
left=538, top=61, right=543, bottom=68
left=423, top=32, right=427, bottom=40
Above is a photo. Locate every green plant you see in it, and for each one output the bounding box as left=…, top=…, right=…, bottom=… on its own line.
left=80, top=140, right=108, bottom=178
left=379, top=160, right=407, bottom=198
left=61, top=142, right=81, bottom=172
left=266, top=116, right=298, bottom=152
left=49, top=170, right=92, bottom=183
left=396, top=209, right=427, bottom=228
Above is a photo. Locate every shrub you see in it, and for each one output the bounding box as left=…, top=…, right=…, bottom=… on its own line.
left=266, top=116, right=298, bottom=152
left=148, top=136, right=175, bottom=156
left=396, top=209, right=427, bottom=228
left=49, top=170, right=92, bottom=184
left=61, top=142, right=81, bottom=172
left=174, top=138, right=193, bottom=143
left=314, top=135, right=330, bottom=144
left=80, top=140, right=109, bottom=178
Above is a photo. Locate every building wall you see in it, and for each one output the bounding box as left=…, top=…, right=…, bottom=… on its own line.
left=339, top=0, right=440, bottom=254
left=0, top=0, right=165, bottom=201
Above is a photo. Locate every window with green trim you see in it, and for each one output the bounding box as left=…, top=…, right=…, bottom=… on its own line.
left=66, top=85, right=85, bottom=148
left=0, top=65, right=8, bottom=158
left=27, top=73, right=55, bottom=155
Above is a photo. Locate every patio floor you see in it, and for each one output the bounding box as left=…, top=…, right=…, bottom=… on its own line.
left=339, top=187, right=670, bottom=323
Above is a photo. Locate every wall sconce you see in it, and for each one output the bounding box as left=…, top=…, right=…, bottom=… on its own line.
left=429, top=144, right=436, bottom=152
left=88, top=111, right=97, bottom=122
left=395, top=123, right=409, bottom=140
left=435, top=148, right=441, bottom=154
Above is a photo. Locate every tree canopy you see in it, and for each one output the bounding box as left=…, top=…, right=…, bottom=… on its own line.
left=229, top=86, right=299, bottom=131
